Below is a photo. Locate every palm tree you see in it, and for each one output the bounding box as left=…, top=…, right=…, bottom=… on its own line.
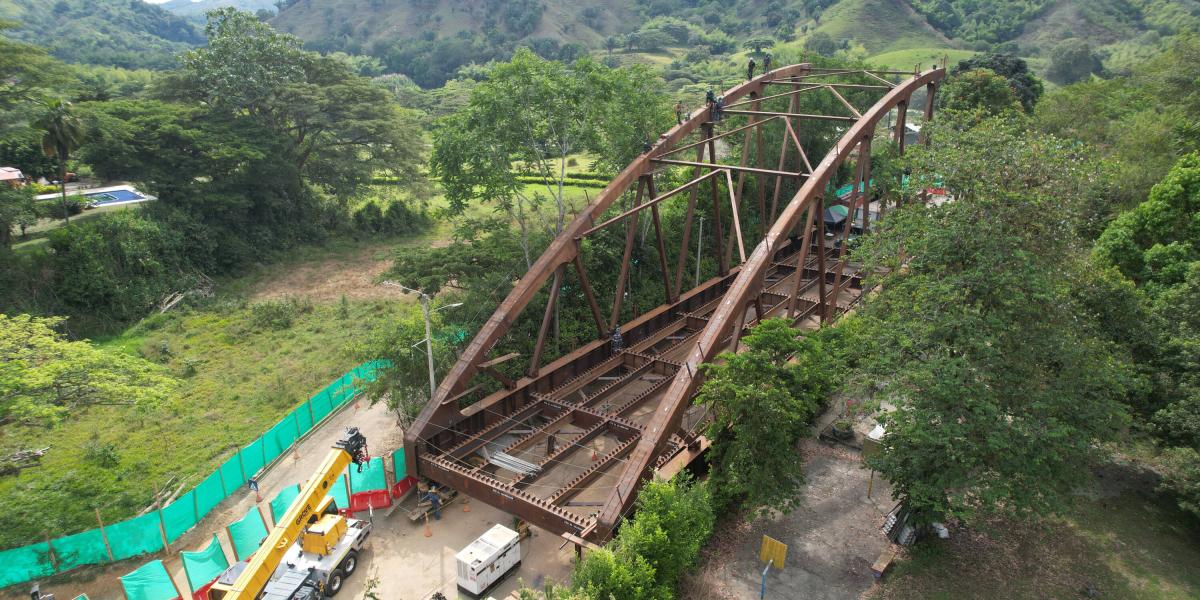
left=35, top=99, right=84, bottom=224
left=604, top=36, right=619, bottom=55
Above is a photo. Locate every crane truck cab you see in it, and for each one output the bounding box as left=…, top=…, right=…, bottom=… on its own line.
left=208, top=428, right=372, bottom=600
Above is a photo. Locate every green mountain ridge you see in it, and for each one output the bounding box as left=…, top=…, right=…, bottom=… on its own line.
left=160, top=0, right=278, bottom=19
left=0, top=0, right=201, bottom=69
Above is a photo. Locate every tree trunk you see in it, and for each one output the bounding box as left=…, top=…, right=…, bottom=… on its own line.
left=59, top=158, right=69, bottom=224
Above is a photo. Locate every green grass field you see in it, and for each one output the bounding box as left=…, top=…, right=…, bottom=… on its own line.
left=866, top=48, right=977, bottom=71
left=815, top=0, right=953, bottom=55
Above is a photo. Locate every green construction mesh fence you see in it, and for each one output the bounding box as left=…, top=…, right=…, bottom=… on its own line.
left=264, top=414, right=298, bottom=464
left=392, top=447, right=407, bottom=481
left=310, top=390, right=333, bottom=422
left=218, top=454, right=247, bottom=500
left=293, top=401, right=314, bottom=433
left=228, top=506, right=268, bottom=561
left=330, top=472, right=349, bottom=510
left=240, top=437, right=266, bottom=480
left=350, top=456, right=386, bottom=492
left=0, top=542, right=54, bottom=588
left=51, top=528, right=109, bottom=571
left=0, top=361, right=391, bottom=591
left=106, top=512, right=164, bottom=561
left=120, top=559, right=179, bottom=600
left=161, top=491, right=199, bottom=542
left=194, top=471, right=227, bottom=521
left=181, top=535, right=229, bottom=591
left=270, top=484, right=302, bottom=523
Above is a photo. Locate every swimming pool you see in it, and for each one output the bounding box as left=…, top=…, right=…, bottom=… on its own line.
left=84, top=189, right=145, bottom=205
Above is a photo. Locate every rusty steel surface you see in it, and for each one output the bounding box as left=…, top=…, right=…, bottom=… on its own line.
left=403, top=64, right=946, bottom=542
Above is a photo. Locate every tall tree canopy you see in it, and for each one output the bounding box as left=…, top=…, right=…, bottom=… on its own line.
left=0, top=314, right=176, bottom=426
left=431, top=48, right=669, bottom=263
left=167, top=8, right=424, bottom=195
left=697, top=318, right=833, bottom=515
left=852, top=115, right=1131, bottom=524
left=952, top=54, right=1043, bottom=112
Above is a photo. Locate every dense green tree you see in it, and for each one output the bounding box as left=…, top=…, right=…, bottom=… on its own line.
left=1033, top=77, right=1179, bottom=212
left=952, top=54, right=1043, bottom=111
left=47, top=211, right=191, bottom=324
left=432, top=49, right=669, bottom=263
left=697, top=318, right=832, bottom=515
left=571, top=475, right=713, bottom=600
left=938, top=68, right=1021, bottom=117
left=0, top=186, right=35, bottom=248
left=1046, top=38, right=1104, bottom=85
left=1094, top=153, right=1200, bottom=291
left=804, top=31, right=838, bottom=57
left=168, top=8, right=424, bottom=195
left=0, top=186, right=33, bottom=246
left=355, top=300, right=458, bottom=426
left=34, top=99, right=84, bottom=223
left=0, top=21, right=66, bottom=119
left=0, top=313, right=176, bottom=427
left=852, top=115, right=1131, bottom=525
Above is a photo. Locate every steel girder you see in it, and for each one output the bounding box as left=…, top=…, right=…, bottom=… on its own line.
left=403, top=63, right=946, bottom=542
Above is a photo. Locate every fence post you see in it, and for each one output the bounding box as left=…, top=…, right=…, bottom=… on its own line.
left=95, top=508, right=115, bottom=562
left=157, top=502, right=170, bottom=555
left=235, top=445, right=246, bottom=483
left=307, top=399, right=316, bottom=430
left=293, top=413, right=303, bottom=460
left=44, top=533, right=59, bottom=572
left=261, top=437, right=267, bottom=469
left=217, top=461, right=229, bottom=498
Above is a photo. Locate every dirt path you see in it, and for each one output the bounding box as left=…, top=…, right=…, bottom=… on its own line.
left=682, top=438, right=896, bottom=600
left=11, top=400, right=573, bottom=600
left=245, top=234, right=451, bottom=304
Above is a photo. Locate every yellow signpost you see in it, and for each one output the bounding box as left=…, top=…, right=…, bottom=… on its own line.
left=759, top=535, right=787, bottom=569
left=758, top=535, right=788, bottom=598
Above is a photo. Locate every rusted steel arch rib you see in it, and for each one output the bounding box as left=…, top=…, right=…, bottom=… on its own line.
left=403, top=63, right=817, bottom=481
left=591, top=67, right=947, bottom=540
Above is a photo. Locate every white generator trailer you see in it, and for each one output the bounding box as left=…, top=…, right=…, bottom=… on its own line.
left=455, top=524, right=522, bottom=597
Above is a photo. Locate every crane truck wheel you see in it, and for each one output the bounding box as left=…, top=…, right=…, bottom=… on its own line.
left=340, top=550, right=359, bottom=576
left=325, top=569, right=345, bottom=597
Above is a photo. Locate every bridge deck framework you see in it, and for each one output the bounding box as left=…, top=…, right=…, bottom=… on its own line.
left=404, top=63, right=946, bottom=542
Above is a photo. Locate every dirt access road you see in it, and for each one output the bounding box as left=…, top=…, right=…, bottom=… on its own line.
left=10, top=401, right=573, bottom=600
left=682, top=438, right=897, bottom=600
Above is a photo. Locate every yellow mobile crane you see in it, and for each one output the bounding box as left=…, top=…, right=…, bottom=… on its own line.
left=208, top=428, right=371, bottom=600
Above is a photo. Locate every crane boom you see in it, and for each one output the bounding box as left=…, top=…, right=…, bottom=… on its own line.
left=208, top=428, right=369, bottom=600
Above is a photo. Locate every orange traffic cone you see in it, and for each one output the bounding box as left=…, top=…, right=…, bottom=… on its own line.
left=591, top=447, right=598, bottom=461
left=423, top=512, right=433, bottom=537
left=463, top=497, right=471, bottom=513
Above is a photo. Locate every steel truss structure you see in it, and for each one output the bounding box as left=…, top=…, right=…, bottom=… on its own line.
left=404, top=63, right=946, bottom=543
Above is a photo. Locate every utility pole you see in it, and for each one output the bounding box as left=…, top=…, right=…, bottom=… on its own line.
left=381, top=281, right=461, bottom=401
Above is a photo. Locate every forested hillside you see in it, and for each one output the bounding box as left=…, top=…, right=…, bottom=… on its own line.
left=0, top=0, right=201, bottom=69
left=264, top=0, right=1200, bottom=88
left=160, top=0, right=277, bottom=21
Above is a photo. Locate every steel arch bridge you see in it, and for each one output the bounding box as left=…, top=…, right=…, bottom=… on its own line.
left=403, top=63, right=946, bottom=543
